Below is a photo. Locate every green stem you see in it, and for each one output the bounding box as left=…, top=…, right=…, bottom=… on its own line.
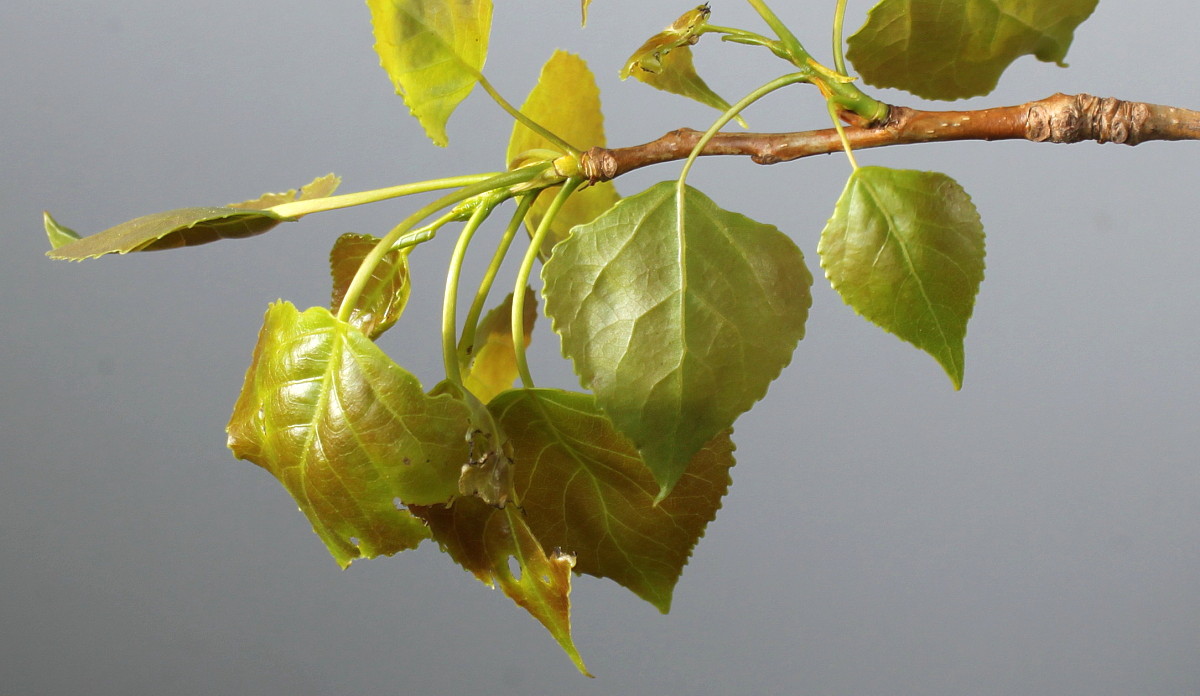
left=513, top=178, right=583, bottom=389
left=744, top=0, right=806, bottom=59
left=442, top=195, right=505, bottom=388
left=475, top=72, right=580, bottom=157
left=827, top=99, right=859, bottom=170
left=832, top=0, right=849, bottom=76
left=268, top=173, right=501, bottom=219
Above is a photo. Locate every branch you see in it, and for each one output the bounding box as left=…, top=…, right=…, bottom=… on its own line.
left=580, top=93, right=1200, bottom=181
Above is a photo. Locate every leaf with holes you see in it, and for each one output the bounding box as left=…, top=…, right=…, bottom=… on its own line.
left=819, top=167, right=986, bottom=388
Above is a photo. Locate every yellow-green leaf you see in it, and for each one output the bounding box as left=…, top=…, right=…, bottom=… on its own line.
left=43, top=211, right=81, bottom=250
left=462, top=288, right=536, bottom=404
left=229, top=173, right=341, bottom=211
left=367, top=0, right=493, bottom=146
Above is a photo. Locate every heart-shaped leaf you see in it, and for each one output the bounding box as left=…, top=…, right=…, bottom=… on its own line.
left=329, top=233, right=411, bottom=340
left=846, top=0, right=1099, bottom=100
left=227, top=302, right=472, bottom=567
left=542, top=181, right=811, bottom=499
left=819, top=167, right=986, bottom=388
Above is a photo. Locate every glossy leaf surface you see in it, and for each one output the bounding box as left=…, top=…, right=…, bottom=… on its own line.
left=367, top=0, right=493, bottom=146
left=819, top=167, right=985, bottom=388
left=846, top=0, right=1099, bottom=99
left=543, top=181, right=811, bottom=499
left=462, top=289, right=536, bottom=404
left=227, top=302, right=471, bottom=567
left=414, top=498, right=590, bottom=676
left=507, top=51, right=619, bottom=255
left=329, top=233, right=411, bottom=340
left=491, top=388, right=734, bottom=612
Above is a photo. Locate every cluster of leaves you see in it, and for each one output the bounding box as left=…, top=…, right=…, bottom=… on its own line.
left=45, top=0, right=1098, bottom=675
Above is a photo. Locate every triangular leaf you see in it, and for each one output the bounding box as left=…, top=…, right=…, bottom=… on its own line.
left=227, top=302, right=472, bottom=567
left=846, top=0, right=1099, bottom=100
left=818, top=167, right=986, bottom=388
left=491, top=388, right=734, bottom=613
left=462, top=288, right=536, bottom=404
left=412, top=498, right=591, bottom=676
left=508, top=51, right=620, bottom=255
left=542, top=181, right=811, bottom=499
left=43, top=211, right=81, bottom=250
left=367, top=0, right=493, bottom=146
left=330, top=233, right=411, bottom=340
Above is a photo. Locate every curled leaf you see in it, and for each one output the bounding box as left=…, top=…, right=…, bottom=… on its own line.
left=329, top=233, right=411, bottom=340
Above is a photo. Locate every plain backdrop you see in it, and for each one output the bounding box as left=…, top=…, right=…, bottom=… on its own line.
left=3, top=2, right=1198, bottom=694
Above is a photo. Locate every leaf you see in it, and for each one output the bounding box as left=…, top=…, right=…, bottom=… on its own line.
left=846, top=0, right=1099, bottom=100
left=462, top=288, right=537, bottom=404
left=507, top=51, right=620, bottom=255
left=412, top=498, right=591, bottom=676
left=329, top=233, right=411, bottom=340
left=45, top=174, right=340, bottom=261
left=491, top=388, right=734, bottom=613
left=542, top=181, right=811, bottom=499
left=227, top=302, right=472, bottom=567
left=43, top=211, right=81, bottom=250
left=430, top=380, right=514, bottom=507
left=367, top=0, right=493, bottom=147
left=619, top=5, right=746, bottom=128
left=818, top=167, right=986, bottom=389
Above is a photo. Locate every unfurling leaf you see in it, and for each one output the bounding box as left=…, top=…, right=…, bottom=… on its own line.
left=43, top=211, right=81, bottom=250
left=227, top=302, right=472, bottom=567
left=508, top=51, right=620, bottom=255
left=367, top=0, right=493, bottom=146
left=543, top=181, right=811, bottom=500
left=45, top=174, right=340, bottom=261
left=846, top=0, right=1099, bottom=99
left=619, top=5, right=746, bottom=127
left=819, top=167, right=986, bottom=388
left=329, top=233, right=411, bottom=340
left=462, top=288, right=537, bottom=404
left=413, top=498, right=591, bottom=676
left=491, top=388, right=734, bottom=613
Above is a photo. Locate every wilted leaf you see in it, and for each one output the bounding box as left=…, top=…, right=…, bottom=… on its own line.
left=819, top=167, right=986, bottom=388
left=542, top=181, right=811, bottom=499
left=367, top=0, right=493, bottom=146
left=508, top=51, right=620, bottom=255
left=846, top=0, right=1099, bottom=99
left=227, top=302, right=472, bottom=567
left=229, top=173, right=341, bottom=211
left=330, top=233, right=410, bottom=340
left=462, top=288, right=536, bottom=403
left=43, top=211, right=81, bottom=250
left=491, top=388, right=734, bottom=612
left=413, top=498, right=591, bottom=676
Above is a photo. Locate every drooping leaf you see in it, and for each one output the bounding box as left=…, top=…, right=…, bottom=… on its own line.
left=491, top=388, right=734, bottom=612
left=329, top=233, right=411, bottom=340
left=43, top=211, right=81, bottom=250
left=367, top=0, right=493, bottom=146
left=542, top=181, right=811, bottom=499
left=227, top=302, right=472, bottom=567
left=462, top=288, right=536, bottom=404
left=412, top=498, right=591, bottom=676
left=508, top=51, right=620, bottom=256
left=818, top=167, right=986, bottom=388
left=229, top=173, right=341, bottom=211
left=846, top=0, right=1099, bottom=100
left=619, top=5, right=746, bottom=128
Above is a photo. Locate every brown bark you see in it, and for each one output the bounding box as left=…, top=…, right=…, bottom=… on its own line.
left=579, top=93, right=1200, bottom=182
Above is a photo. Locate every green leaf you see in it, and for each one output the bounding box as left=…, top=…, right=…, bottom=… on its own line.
left=491, top=388, right=735, bottom=613
left=367, top=0, right=493, bottom=147
left=619, top=6, right=746, bottom=128
left=846, top=0, right=1099, bottom=100
left=412, top=498, right=591, bottom=676
left=45, top=174, right=340, bottom=261
left=329, top=233, right=411, bottom=340
left=818, top=167, right=986, bottom=389
left=542, top=181, right=811, bottom=499
left=462, top=288, right=536, bottom=404
left=43, top=211, right=81, bottom=250
left=227, top=302, right=472, bottom=567
left=508, top=51, right=620, bottom=255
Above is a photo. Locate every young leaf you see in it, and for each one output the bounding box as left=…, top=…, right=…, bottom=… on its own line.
left=462, top=288, right=537, bottom=404
left=491, top=388, right=735, bottom=613
left=846, top=0, right=1099, bottom=100
left=620, top=6, right=746, bottom=128
left=819, top=167, right=986, bottom=389
left=229, top=172, right=341, bottom=210
left=43, top=211, right=81, bottom=250
left=508, top=51, right=620, bottom=255
left=412, top=498, right=591, bottom=676
left=329, top=233, right=411, bottom=340
left=542, top=181, right=811, bottom=499
left=227, top=302, right=472, bottom=567
left=367, top=0, right=493, bottom=147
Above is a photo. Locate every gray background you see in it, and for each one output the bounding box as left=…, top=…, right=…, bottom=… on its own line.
left=3, top=1, right=1198, bottom=694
